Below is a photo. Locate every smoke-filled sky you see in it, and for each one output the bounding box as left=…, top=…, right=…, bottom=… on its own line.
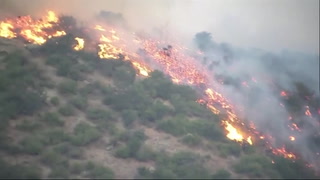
left=0, top=0, right=319, bottom=54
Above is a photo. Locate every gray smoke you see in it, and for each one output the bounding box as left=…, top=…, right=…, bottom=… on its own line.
left=194, top=31, right=320, bottom=170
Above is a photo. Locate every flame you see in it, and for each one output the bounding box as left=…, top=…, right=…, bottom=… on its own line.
left=305, top=106, right=312, bottom=117
left=94, top=25, right=106, bottom=31
left=289, top=136, right=295, bottom=141
left=280, top=91, right=288, bottom=97
left=223, top=121, right=244, bottom=142
left=132, top=61, right=151, bottom=77
left=272, top=147, right=296, bottom=159
left=0, top=22, right=16, bottom=38
left=74, top=37, right=84, bottom=51
left=0, top=10, right=66, bottom=45
left=247, top=136, right=253, bottom=145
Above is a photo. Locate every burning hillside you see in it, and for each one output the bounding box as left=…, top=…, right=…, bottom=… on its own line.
left=1, top=10, right=319, bottom=173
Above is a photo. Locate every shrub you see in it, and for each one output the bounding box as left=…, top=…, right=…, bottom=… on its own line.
left=86, top=108, right=112, bottom=120
left=217, top=142, right=242, bottom=157
left=0, top=159, right=41, bottom=179
left=121, top=109, right=138, bottom=127
left=42, top=112, right=64, bottom=126
left=211, top=169, right=231, bottom=179
left=180, top=134, right=202, bottom=147
left=58, top=104, right=75, bottom=116
left=16, top=120, right=41, bottom=132
left=85, top=161, right=114, bottom=179
left=70, top=162, right=86, bottom=174
left=70, top=122, right=101, bottom=146
left=49, top=166, right=69, bottom=178
left=58, top=80, right=77, bottom=95
left=40, top=150, right=68, bottom=168
left=50, top=96, right=60, bottom=106
left=135, top=145, right=157, bottom=162
left=53, top=143, right=83, bottom=159
left=19, top=135, right=45, bottom=155
left=42, top=129, right=70, bottom=145
left=70, top=96, right=88, bottom=110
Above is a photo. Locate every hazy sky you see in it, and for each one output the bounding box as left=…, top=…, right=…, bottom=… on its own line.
left=1, top=0, right=319, bottom=54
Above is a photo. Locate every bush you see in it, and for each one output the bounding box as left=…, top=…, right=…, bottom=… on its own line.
left=135, top=145, right=157, bottom=162
left=53, top=143, right=83, bottom=159
left=86, top=108, right=112, bottom=121
left=58, top=80, right=77, bottom=95
left=48, top=166, right=69, bottom=178
left=85, top=161, right=114, bottom=179
left=217, top=142, right=242, bottom=157
left=180, top=134, right=202, bottom=147
left=42, top=129, right=70, bottom=146
left=0, top=159, right=41, bottom=179
left=70, top=122, right=101, bottom=146
left=70, top=96, right=88, bottom=110
left=70, top=162, right=86, bottom=174
left=233, top=154, right=279, bottom=178
left=16, top=120, right=41, bottom=132
left=19, top=135, right=45, bottom=155
left=121, top=109, right=138, bottom=127
left=40, top=150, right=68, bottom=168
left=151, top=151, right=211, bottom=179
left=58, top=105, right=75, bottom=116
left=115, top=130, right=147, bottom=159
left=50, top=96, right=60, bottom=106
left=211, top=169, right=231, bottom=179
left=42, top=112, right=64, bottom=126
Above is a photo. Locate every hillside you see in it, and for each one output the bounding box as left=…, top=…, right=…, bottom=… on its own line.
left=0, top=35, right=318, bottom=179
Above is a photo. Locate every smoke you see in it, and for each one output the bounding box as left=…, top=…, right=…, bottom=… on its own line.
left=194, top=31, right=320, bottom=169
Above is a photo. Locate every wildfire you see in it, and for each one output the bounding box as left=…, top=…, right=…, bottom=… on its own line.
left=224, top=121, right=244, bottom=142
left=272, top=147, right=296, bottom=159
left=289, top=136, right=295, bottom=141
left=0, top=10, right=66, bottom=45
left=74, top=37, right=85, bottom=51
left=131, top=61, right=151, bottom=77
left=280, top=91, right=288, bottom=97
left=2, top=10, right=313, bottom=164
left=305, top=106, right=312, bottom=117
left=0, top=22, right=16, bottom=38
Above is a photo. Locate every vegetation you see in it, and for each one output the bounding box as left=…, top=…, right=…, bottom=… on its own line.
left=0, top=33, right=319, bottom=179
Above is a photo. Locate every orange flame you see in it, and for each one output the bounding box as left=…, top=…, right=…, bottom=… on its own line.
left=0, top=22, right=16, bottom=38
left=289, top=136, right=295, bottom=141
left=74, top=37, right=84, bottom=51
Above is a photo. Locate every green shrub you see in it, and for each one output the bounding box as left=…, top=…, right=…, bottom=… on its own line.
left=70, top=96, right=88, bottom=110
left=180, top=134, right=201, bottom=147
left=50, top=96, right=60, bottom=106
left=233, top=154, right=279, bottom=178
left=211, top=169, right=231, bottom=179
left=42, top=129, right=70, bottom=145
left=70, top=123, right=101, bottom=146
left=70, top=162, right=86, bottom=174
left=151, top=151, right=211, bottom=179
left=58, top=104, right=75, bottom=116
left=85, top=161, right=114, bottom=179
left=217, top=142, right=242, bottom=157
left=135, top=145, right=157, bottom=162
left=58, top=80, right=77, bottom=95
left=19, top=135, right=45, bottom=155
left=16, top=120, right=41, bottom=132
left=40, top=150, right=68, bottom=168
left=86, top=108, right=112, bottom=120
left=121, top=109, right=138, bottom=127
left=42, top=112, right=64, bottom=126
left=0, top=159, right=41, bottom=179
left=49, top=166, right=69, bottom=178
left=53, top=143, right=83, bottom=159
